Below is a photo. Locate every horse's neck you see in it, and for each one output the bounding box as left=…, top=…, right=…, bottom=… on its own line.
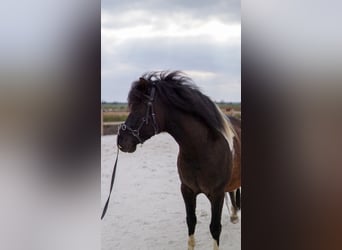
left=164, top=112, right=212, bottom=151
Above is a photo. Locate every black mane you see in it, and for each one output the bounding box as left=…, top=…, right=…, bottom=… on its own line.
left=128, top=71, right=225, bottom=134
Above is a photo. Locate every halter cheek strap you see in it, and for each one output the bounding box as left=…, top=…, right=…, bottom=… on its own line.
left=145, top=86, right=159, bottom=133
left=119, top=85, right=159, bottom=144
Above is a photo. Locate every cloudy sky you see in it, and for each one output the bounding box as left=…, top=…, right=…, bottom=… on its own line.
left=102, top=0, right=240, bottom=102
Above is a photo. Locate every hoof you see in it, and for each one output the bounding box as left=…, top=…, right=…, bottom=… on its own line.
left=188, top=235, right=195, bottom=250
left=213, top=240, right=219, bottom=250
left=230, top=214, right=239, bottom=224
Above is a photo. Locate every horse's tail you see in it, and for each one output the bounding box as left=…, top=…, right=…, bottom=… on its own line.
left=236, top=188, right=241, bottom=210
left=229, top=189, right=241, bottom=211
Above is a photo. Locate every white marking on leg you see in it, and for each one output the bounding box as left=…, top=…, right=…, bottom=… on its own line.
left=188, top=235, right=195, bottom=250
left=213, top=240, right=219, bottom=250
left=230, top=206, right=239, bottom=224
left=224, top=193, right=231, bottom=216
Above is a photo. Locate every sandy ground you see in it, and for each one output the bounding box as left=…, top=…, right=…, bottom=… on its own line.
left=101, top=133, right=241, bottom=250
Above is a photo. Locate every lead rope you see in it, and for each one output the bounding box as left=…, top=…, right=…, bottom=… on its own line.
left=101, top=146, right=119, bottom=220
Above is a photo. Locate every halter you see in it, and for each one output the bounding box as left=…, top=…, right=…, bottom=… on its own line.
left=119, top=84, right=159, bottom=144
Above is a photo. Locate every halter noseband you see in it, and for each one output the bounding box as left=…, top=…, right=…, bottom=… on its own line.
left=119, top=85, right=159, bottom=144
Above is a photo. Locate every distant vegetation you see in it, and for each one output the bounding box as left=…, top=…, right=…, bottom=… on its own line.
left=216, top=102, right=241, bottom=112
left=101, top=102, right=128, bottom=112
left=101, top=102, right=241, bottom=112
left=101, top=102, right=241, bottom=122
left=103, top=114, right=128, bottom=122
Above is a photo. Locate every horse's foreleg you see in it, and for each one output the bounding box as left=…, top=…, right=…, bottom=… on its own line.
left=181, top=184, right=197, bottom=250
left=209, top=192, right=225, bottom=250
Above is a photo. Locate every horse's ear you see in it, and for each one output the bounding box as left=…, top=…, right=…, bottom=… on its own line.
left=137, top=77, right=149, bottom=92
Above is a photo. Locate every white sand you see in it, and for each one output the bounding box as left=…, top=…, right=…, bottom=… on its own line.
left=102, top=133, right=241, bottom=250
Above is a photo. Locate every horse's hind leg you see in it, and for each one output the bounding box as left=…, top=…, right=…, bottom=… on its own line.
left=208, top=192, right=225, bottom=250
left=181, top=184, right=197, bottom=250
left=224, top=192, right=231, bottom=215
left=229, top=191, right=239, bottom=224
left=236, top=188, right=241, bottom=210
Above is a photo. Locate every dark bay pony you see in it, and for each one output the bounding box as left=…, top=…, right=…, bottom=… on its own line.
left=117, top=71, right=241, bottom=250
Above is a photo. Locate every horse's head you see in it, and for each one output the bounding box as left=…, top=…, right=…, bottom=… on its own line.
left=117, top=77, right=160, bottom=153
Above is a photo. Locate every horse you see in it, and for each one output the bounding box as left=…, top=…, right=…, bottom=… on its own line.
left=117, top=71, right=241, bottom=250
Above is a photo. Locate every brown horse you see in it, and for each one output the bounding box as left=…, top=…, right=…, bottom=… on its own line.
left=117, top=71, right=241, bottom=250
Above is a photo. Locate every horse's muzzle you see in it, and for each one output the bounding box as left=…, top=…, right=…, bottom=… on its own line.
left=117, top=133, right=137, bottom=153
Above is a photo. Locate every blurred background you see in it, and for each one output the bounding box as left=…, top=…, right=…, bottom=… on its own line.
left=0, top=1, right=100, bottom=250
left=243, top=1, right=342, bottom=249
